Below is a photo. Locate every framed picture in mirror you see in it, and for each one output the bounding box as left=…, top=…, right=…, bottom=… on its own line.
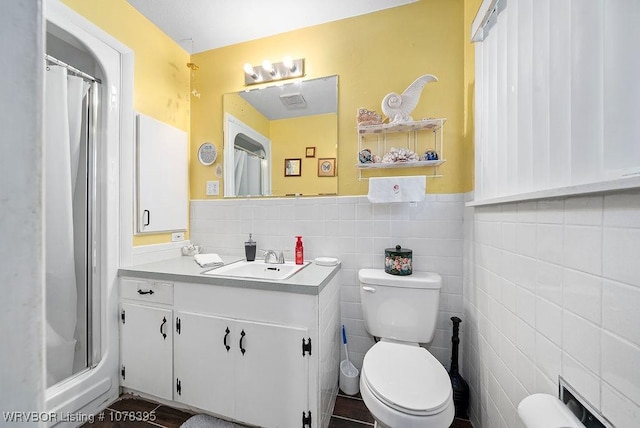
left=306, top=147, right=316, bottom=158
left=318, top=158, right=336, bottom=177
left=285, top=158, right=301, bottom=176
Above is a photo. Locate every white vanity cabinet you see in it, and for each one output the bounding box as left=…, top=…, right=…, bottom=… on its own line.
left=118, top=264, right=340, bottom=428
left=119, top=279, right=174, bottom=400
left=173, top=311, right=309, bottom=427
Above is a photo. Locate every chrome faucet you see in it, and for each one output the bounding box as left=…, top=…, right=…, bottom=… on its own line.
left=264, top=249, right=285, bottom=264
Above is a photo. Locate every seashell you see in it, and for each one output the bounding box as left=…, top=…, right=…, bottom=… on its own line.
left=358, top=148, right=373, bottom=163
left=421, top=149, right=439, bottom=161
left=381, top=147, right=419, bottom=163
left=356, top=108, right=383, bottom=126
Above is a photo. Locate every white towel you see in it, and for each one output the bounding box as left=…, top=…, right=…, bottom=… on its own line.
left=367, top=176, right=426, bottom=203
left=194, top=253, right=224, bottom=267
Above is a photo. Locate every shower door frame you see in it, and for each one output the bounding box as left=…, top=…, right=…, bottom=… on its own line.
left=45, top=0, right=135, bottom=420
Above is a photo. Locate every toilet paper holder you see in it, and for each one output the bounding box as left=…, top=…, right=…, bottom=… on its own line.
left=557, top=377, right=613, bottom=428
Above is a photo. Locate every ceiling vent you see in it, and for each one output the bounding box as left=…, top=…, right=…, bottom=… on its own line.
left=279, top=93, right=307, bottom=109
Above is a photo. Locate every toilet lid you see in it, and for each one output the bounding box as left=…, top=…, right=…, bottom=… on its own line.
left=362, top=342, right=452, bottom=415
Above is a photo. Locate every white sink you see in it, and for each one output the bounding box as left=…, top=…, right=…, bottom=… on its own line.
left=202, top=260, right=310, bottom=281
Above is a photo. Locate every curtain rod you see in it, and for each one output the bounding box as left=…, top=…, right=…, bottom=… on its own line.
left=45, top=54, right=102, bottom=84
left=234, top=145, right=265, bottom=159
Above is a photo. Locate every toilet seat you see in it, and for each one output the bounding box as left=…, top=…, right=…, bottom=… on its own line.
left=361, top=341, right=452, bottom=416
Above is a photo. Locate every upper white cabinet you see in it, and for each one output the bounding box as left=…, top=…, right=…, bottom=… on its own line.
left=136, top=113, right=188, bottom=233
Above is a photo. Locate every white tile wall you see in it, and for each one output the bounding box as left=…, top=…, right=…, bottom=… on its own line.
left=464, top=191, right=640, bottom=428
left=190, top=194, right=465, bottom=370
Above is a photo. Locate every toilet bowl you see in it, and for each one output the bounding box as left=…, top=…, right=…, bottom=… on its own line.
left=358, top=269, right=455, bottom=428
left=360, top=341, right=455, bottom=428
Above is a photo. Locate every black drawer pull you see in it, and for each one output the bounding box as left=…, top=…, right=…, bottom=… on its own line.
left=239, top=329, right=246, bottom=355
left=223, top=327, right=230, bottom=351
left=137, top=289, right=155, bottom=295
left=160, top=317, right=167, bottom=339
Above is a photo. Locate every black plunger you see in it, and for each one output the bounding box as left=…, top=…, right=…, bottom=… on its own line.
left=449, top=316, right=469, bottom=419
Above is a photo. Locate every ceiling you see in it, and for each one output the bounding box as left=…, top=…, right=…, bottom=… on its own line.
left=126, top=0, right=417, bottom=54
left=237, top=75, right=338, bottom=120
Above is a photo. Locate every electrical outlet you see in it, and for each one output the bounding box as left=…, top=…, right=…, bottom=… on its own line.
left=171, top=232, right=185, bottom=242
left=206, top=180, right=219, bottom=196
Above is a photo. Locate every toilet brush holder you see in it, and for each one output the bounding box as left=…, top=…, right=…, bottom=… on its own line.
left=340, top=360, right=359, bottom=396
left=339, top=325, right=360, bottom=395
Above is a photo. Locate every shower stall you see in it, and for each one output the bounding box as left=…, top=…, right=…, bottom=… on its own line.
left=44, top=29, right=101, bottom=388
left=44, top=0, right=135, bottom=422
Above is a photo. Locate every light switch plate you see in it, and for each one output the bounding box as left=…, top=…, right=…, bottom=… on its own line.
left=206, top=180, right=219, bottom=196
left=171, top=232, right=184, bottom=242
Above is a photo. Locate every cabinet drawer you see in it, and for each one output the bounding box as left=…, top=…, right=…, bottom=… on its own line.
left=120, top=278, right=173, bottom=305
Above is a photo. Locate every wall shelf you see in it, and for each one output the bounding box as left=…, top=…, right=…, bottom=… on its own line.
left=355, top=159, right=445, bottom=169
left=357, top=118, right=445, bottom=135
left=356, top=118, right=446, bottom=179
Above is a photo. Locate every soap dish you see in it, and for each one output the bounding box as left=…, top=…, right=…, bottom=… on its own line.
left=315, top=257, right=339, bottom=267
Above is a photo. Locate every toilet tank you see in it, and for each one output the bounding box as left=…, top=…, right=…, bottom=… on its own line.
left=359, top=269, right=442, bottom=343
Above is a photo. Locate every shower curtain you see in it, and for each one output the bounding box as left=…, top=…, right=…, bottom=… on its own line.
left=44, top=65, right=88, bottom=386
left=234, top=149, right=262, bottom=196
left=234, top=149, right=247, bottom=196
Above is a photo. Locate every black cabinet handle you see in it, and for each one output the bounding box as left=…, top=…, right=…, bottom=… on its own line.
left=223, top=327, right=230, bottom=351
left=143, top=210, right=150, bottom=226
left=239, top=329, right=246, bottom=355
left=160, top=317, right=167, bottom=339
left=137, top=289, right=154, bottom=295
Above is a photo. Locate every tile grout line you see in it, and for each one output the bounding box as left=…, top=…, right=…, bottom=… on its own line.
left=331, top=414, right=374, bottom=426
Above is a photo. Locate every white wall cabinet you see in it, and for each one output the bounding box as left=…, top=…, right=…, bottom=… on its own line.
left=119, top=274, right=340, bottom=428
left=136, top=113, right=188, bottom=233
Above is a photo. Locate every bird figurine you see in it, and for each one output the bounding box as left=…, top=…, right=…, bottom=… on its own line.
left=381, top=74, right=438, bottom=123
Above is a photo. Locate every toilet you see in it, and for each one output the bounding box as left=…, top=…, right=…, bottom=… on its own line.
left=358, top=269, right=455, bottom=428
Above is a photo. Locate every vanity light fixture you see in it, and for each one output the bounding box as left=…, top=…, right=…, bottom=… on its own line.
left=243, top=57, right=305, bottom=86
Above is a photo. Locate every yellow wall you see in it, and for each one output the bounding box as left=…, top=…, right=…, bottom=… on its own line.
left=61, top=0, right=478, bottom=245
left=191, top=0, right=468, bottom=197
left=223, top=93, right=271, bottom=138
left=270, top=114, right=338, bottom=196
left=61, top=0, right=191, bottom=246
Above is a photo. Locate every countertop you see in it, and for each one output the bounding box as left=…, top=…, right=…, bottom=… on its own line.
left=118, top=255, right=341, bottom=295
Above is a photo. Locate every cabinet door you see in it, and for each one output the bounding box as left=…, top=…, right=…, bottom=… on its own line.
left=235, top=320, right=309, bottom=428
left=136, top=113, right=188, bottom=233
left=173, top=311, right=235, bottom=416
left=120, top=303, right=173, bottom=400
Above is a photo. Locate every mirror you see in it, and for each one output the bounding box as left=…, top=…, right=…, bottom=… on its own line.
left=223, top=75, right=338, bottom=197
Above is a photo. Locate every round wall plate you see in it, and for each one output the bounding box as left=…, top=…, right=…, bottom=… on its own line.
left=198, top=142, right=217, bottom=165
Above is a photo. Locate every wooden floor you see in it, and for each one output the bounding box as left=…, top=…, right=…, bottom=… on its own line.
left=82, top=391, right=473, bottom=427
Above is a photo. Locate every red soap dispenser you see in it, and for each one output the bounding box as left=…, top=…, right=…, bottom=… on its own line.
left=295, top=236, right=304, bottom=265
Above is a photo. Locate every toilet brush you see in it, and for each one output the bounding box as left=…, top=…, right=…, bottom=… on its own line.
left=341, top=325, right=357, bottom=376
left=449, top=316, right=469, bottom=419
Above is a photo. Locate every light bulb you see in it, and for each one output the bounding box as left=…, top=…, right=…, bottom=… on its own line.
left=262, top=59, right=276, bottom=76
left=283, top=56, right=296, bottom=73
left=243, top=63, right=257, bottom=79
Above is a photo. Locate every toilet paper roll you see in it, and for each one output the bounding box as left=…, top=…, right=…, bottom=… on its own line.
left=518, top=394, right=584, bottom=428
